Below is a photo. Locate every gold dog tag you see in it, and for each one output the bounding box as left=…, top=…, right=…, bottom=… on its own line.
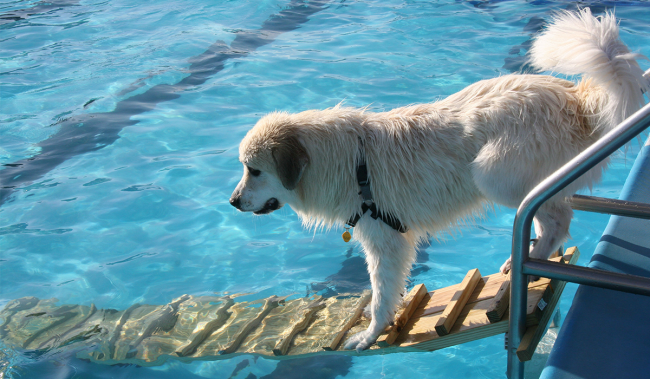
left=342, top=228, right=352, bottom=242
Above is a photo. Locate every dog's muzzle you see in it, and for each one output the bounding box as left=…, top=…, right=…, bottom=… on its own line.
left=253, top=198, right=280, bottom=215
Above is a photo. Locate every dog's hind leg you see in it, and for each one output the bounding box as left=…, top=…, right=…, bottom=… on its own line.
left=343, top=216, right=418, bottom=352
left=499, top=217, right=545, bottom=274
left=529, top=201, right=572, bottom=260
left=500, top=200, right=572, bottom=275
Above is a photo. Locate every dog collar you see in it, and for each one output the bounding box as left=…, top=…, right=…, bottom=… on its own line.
left=345, top=143, right=408, bottom=234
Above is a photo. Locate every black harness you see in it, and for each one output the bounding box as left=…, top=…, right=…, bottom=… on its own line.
left=345, top=152, right=408, bottom=233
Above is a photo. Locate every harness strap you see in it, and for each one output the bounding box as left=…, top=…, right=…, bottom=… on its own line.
left=346, top=148, right=408, bottom=233
left=356, top=163, right=373, bottom=202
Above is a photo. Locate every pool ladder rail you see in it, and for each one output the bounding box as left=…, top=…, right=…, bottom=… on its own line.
left=507, top=102, right=650, bottom=379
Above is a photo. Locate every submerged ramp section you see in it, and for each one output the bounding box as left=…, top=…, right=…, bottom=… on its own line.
left=541, top=139, right=650, bottom=379
left=0, top=292, right=375, bottom=364
left=0, top=251, right=578, bottom=366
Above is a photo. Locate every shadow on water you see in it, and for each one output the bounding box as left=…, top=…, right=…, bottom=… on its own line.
left=4, top=353, right=207, bottom=379
left=0, top=0, right=331, bottom=207
left=219, top=355, right=352, bottom=379
left=6, top=351, right=352, bottom=379
left=258, top=355, right=352, bottom=379
left=310, top=241, right=431, bottom=298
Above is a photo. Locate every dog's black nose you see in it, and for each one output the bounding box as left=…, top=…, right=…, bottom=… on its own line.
left=229, top=196, right=241, bottom=210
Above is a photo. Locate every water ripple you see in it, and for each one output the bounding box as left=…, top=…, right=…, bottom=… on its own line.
left=0, top=223, right=72, bottom=235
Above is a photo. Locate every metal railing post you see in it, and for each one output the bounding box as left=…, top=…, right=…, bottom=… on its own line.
left=507, top=212, right=531, bottom=378
left=506, top=102, right=650, bottom=379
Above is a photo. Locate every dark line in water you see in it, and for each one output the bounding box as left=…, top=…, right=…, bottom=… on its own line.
left=0, top=0, right=79, bottom=26
left=0, top=0, right=330, bottom=207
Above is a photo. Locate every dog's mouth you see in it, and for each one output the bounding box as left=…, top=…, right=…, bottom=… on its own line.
left=253, top=198, right=281, bottom=215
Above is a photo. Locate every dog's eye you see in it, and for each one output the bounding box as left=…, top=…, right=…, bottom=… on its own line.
left=248, top=167, right=261, bottom=177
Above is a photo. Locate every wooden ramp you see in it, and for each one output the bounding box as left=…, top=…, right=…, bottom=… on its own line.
left=0, top=248, right=579, bottom=366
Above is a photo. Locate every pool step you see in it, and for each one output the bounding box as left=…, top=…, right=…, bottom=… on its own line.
left=0, top=248, right=579, bottom=366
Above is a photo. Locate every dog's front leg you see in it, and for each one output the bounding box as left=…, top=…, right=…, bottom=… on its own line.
left=344, top=216, right=417, bottom=352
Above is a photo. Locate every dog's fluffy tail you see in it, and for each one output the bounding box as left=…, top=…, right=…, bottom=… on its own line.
left=529, top=8, right=649, bottom=129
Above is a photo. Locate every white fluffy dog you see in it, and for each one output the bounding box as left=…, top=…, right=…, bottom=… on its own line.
left=230, top=9, right=649, bottom=351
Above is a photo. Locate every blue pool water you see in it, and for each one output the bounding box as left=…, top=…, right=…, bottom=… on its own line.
left=1, top=0, right=649, bottom=377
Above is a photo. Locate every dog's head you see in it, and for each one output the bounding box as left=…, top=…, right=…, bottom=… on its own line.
left=230, top=113, right=309, bottom=215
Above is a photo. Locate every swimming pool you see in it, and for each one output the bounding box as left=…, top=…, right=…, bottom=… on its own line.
left=1, top=0, right=649, bottom=377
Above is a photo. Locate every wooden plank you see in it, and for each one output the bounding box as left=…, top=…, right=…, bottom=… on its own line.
left=377, top=284, right=428, bottom=347
left=516, top=247, right=580, bottom=361
left=109, top=303, right=142, bottom=359
left=408, top=318, right=509, bottom=352
left=176, top=297, right=234, bottom=357
left=518, top=326, right=538, bottom=359
left=419, top=272, right=506, bottom=317
left=273, top=301, right=326, bottom=356
left=37, top=303, right=97, bottom=350
left=322, top=291, right=371, bottom=351
left=435, top=269, right=482, bottom=336
left=218, top=296, right=282, bottom=355
left=549, top=246, right=580, bottom=294
left=484, top=245, right=561, bottom=323
left=486, top=272, right=510, bottom=323
left=525, top=278, right=552, bottom=322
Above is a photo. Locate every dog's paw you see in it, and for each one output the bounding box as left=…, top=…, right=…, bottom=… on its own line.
left=499, top=257, right=511, bottom=275
left=501, top=258, right=541, bottom=281
left=344, top=329, right=377, bottom=352
left=501, top=239, right=540, bottom=275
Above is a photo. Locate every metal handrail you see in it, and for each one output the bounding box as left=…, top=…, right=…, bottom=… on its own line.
left=507, top=102, right=650, bottom=379
left=569, top=195, right=650, bottom=220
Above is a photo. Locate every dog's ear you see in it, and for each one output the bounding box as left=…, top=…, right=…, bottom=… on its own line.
left=272, top=135, right=309, bottom=190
